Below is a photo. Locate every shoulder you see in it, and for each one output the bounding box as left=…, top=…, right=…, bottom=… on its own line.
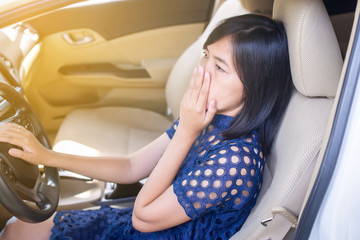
left=209, top=130, right=263, bottom=159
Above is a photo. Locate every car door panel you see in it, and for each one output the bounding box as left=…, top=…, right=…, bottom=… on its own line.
left=21, top=0, right=215, bottom=132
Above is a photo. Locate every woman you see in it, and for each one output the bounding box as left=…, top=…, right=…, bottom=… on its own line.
left=0, top=14, right=292, bottom=240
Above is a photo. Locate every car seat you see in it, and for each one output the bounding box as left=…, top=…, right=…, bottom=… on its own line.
left=230, top=0, right=343, bottom=239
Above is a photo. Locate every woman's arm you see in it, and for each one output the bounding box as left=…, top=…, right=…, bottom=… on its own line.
left=132, top=66, right=217, bottom=232
left=0, top=123, right=170, bottom=184
left=132, top=129, right=200, bottom=232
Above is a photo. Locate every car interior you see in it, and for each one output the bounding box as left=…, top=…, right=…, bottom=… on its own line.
left=0, top=0, right=357, bottom=238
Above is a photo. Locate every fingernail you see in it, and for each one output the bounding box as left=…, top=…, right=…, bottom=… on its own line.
left=194, top=67, right=197, bottom=73
left=204, top=72, right=210, bottom=79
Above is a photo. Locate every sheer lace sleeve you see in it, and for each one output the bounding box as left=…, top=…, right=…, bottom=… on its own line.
left=165, top=118, right=180, bottom=139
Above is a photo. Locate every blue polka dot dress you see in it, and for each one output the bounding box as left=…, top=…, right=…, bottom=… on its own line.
left=50, top=114, right=265, bottom=240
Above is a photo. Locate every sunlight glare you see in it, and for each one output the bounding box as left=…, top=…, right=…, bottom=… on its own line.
left=53, top=140, right=100, bottom=156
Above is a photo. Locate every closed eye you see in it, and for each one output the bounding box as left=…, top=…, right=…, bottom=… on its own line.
left=216, top=64, right=226, bottom=73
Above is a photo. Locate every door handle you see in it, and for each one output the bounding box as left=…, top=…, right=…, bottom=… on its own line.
left=62, top=31, right=94, bottom=45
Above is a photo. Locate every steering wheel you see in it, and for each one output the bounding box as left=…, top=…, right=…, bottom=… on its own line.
left=0, top=82, right=60, bottom=223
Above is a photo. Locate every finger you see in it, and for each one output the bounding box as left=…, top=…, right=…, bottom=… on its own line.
left=205, top=100, right=217, bottom=124
left=0, top=123, right=25, bottom=134
left=9, top=148, right=34, bottom=165
left=196, top=71, right=211, bottom=111
left=0, top=124, right=28, bottom=138
left=190, top=66, right=205, bottom=102
left=0, top=123, right=17, bottom=131
left=188, top=67, right=198, bottom=89
left=182, top=67, right=198, bottom=103
left=8, top=148, right=26, bottom=159
left=0, top=131, right=27, bottom=148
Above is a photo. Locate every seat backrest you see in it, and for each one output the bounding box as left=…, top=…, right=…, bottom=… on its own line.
left=230, top=0, right=343, bottom=239
left=165, top=0, right=274, bottom=120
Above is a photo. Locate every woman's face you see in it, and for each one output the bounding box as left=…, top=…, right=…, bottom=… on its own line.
left=200, top=36, right=244, bottom=117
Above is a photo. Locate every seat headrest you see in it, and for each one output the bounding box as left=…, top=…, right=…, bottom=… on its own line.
left=273, top=0, right=343, bottom=98
left=240, top=0, right=274, bottom=16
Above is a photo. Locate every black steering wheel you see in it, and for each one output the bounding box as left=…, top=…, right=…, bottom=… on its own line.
left=0, top=82, right=60, bottom=223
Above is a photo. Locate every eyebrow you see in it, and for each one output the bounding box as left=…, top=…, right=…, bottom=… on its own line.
left=205, top=47, right=230, bottom=69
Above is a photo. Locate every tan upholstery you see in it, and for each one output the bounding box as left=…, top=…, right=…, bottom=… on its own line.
left=274, top=0, right=343, bottom=98
left=231, top=0, right=343, bottom=239
left=233, top=93, right=334, bottom=239
left=53, top=107, right=172, bottom=156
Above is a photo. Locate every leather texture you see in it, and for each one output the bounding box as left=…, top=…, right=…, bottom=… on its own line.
left=54, top=107, right=172, bottom=156
left=274, top=0, right=343, bottom=98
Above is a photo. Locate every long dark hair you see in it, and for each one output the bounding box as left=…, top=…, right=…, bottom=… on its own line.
left=204, top=14, right=293, bottom=156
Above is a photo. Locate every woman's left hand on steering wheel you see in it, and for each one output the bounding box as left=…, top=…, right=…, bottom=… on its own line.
left=0, top=122, right=50, bottom=166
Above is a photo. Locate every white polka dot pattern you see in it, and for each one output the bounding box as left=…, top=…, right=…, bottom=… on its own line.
left=176, top=138, right=264, bottom=218
left=167, top=115, right=265, bottom=221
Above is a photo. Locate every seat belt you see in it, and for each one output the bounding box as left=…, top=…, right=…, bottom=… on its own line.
left=257, top=157, right=317, bottom=240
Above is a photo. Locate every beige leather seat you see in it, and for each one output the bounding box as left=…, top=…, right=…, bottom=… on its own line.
left=231, top=0, right=343, bottom=239
left=53, top=0, right=270, bottom=157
